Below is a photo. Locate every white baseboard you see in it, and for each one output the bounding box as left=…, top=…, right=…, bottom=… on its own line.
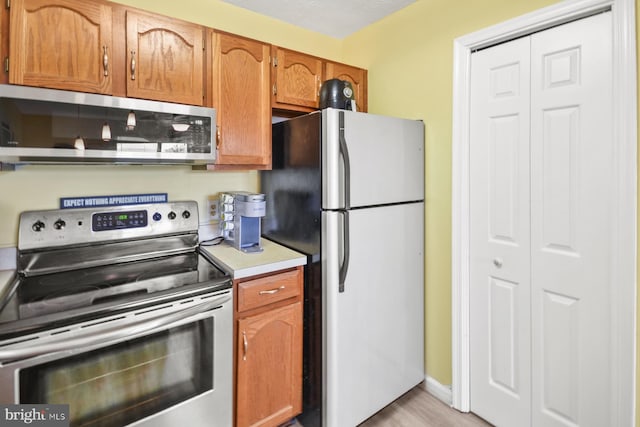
left=423, top=375, right=453, bottom=406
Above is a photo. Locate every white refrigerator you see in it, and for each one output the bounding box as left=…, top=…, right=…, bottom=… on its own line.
left=261, top=108, right=424, bottom=427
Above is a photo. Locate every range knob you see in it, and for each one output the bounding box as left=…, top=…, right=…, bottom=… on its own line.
left=152, top=212, right=162, bottom=222
left=53, top=219, right=66, bottom=230
left=32, top=221, right=45, bottom=232
left=182, top=210, right=191, bottom=219
left=168, top=211, right=177, bottom=220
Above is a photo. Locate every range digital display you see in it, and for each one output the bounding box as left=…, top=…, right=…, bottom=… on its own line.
left=92, top=210, right=148, bottom=231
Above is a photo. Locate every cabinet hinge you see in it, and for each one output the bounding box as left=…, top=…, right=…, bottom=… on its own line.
left=5, top=0, right=9, bottom=9
left=272, top=83, right=277, bottom=96
left=4, top=57, right=8, bottom=74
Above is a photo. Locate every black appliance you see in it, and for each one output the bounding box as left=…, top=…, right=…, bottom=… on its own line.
left=319, top=79, right=355, bottom=110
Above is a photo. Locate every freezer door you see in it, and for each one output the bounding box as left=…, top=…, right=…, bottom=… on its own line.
left=322, top=108, right=424, bottom=210
left=322, top=203, right=425, bottom=427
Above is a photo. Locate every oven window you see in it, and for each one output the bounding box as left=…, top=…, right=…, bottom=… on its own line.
left=19, top=318, right=213, bottom=427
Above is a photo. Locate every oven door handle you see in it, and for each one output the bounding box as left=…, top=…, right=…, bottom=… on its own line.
left=0, top=293, right=231, bottom=363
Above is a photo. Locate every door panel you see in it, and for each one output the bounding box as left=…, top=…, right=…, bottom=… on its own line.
left=489, top=114, right=521, bottom=244
left=530, top=12, right=613, bottom=427
left=540, top=107, right=580, bottom=254
left=321, top=109, right=424, bottom=210
left=470, top=11, right=613, bottom=427
left=489, top=277, right=519, bottom=393
left=541, top=291, right=580, bottom=423
left=470, top=35, right=531, bottom=427
left=322, top=203, right=424, bottom=427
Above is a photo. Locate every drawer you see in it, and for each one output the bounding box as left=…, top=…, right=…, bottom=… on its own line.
left=237, top=269, right=301, bottom=312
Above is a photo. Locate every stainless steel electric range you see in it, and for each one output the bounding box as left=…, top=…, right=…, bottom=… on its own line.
left=0, top=201, right=232, bottom=427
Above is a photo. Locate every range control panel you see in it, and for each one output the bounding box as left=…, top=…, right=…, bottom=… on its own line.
left=92, top=210, right=148, bottom=232
left=18, top=201, right=199, bottom=251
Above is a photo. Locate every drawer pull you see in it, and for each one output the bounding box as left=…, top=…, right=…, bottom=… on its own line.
left=242, top=331, right=248, bottom=361
left=259, top=285, right=285, bottom=295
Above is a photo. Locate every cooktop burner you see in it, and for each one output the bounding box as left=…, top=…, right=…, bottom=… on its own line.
left=17, top=251, right=225, bottom=319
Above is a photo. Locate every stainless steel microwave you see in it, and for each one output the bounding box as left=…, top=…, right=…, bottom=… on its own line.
left=0, top=84, right=216, bottom=165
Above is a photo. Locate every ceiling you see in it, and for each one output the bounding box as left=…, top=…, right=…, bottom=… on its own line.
left=219, top=0, right=417, bottom=39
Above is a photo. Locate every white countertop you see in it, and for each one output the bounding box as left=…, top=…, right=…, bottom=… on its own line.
left=201, top=238, right=306, bottom=280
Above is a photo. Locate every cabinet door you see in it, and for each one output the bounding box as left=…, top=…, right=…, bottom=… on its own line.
left=9, top=0, right=112, bottom=94
left=126, top=10, right=204, bottom=105
left=211, top=32, right=271, bottom=167
left=324, top=62, right=368, bottom=112
left=272, top=47, right=323, bottom=111
left=236, top=302, right=302, bottom=427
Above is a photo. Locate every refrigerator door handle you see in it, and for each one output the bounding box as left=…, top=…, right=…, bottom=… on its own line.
left=339, top=111, right=351, bottom=209
left=339, top=210, right=350, bottom=293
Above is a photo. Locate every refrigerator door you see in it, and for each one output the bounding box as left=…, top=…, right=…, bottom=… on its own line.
left=322, top=108, right=424, bottom=210
left=322, top=202, right=425, bottom=427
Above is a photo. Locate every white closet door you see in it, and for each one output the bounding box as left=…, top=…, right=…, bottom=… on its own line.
left=469, top=35, right=532, bottom=427
left=470, top=11, right=613, bottom=427
left=530, top=12, right=613, bottom=427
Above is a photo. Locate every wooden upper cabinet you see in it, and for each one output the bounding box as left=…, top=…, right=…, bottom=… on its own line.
left=272, top=46, right=323, bottom=112
left=211, top=32, right=271, bottom=167
left=9, top=0, right=113, bottom=94
left=325, top=61, right=368, bottom=112
left=126, top=10, right=204, bottom=105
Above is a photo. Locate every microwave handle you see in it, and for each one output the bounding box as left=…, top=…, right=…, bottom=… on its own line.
left=0, top=293, right=231, bottom=362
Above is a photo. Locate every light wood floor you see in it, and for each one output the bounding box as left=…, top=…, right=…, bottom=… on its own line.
left=286, top=384, right=492, bottom=427
left=359, top=384, right=492, bottom=427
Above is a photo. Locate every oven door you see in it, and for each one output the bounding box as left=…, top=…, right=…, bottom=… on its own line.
left=0, top=290, right=232, bottom=427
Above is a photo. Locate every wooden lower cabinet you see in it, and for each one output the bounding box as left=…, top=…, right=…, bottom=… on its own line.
left=236, top=302, right=302, bottom=427
left=235, top=267, right=303, bottom=427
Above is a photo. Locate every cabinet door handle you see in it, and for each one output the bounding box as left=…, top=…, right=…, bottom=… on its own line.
left=130, top=50, right=136, bottom=81
left=242, top=331, right=248, bottom=361
left=102, top=46, right=109, bottom=77
left=259, top=285, right=285, bottom=295
left=216, top=126, right=221, bottom=149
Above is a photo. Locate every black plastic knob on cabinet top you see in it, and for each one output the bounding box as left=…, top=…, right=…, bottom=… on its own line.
left=182, top=210, right=191, bottom=219
left=32, top=221, right=45, bottom=232
left=168, top=211, right=177, bottom=220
